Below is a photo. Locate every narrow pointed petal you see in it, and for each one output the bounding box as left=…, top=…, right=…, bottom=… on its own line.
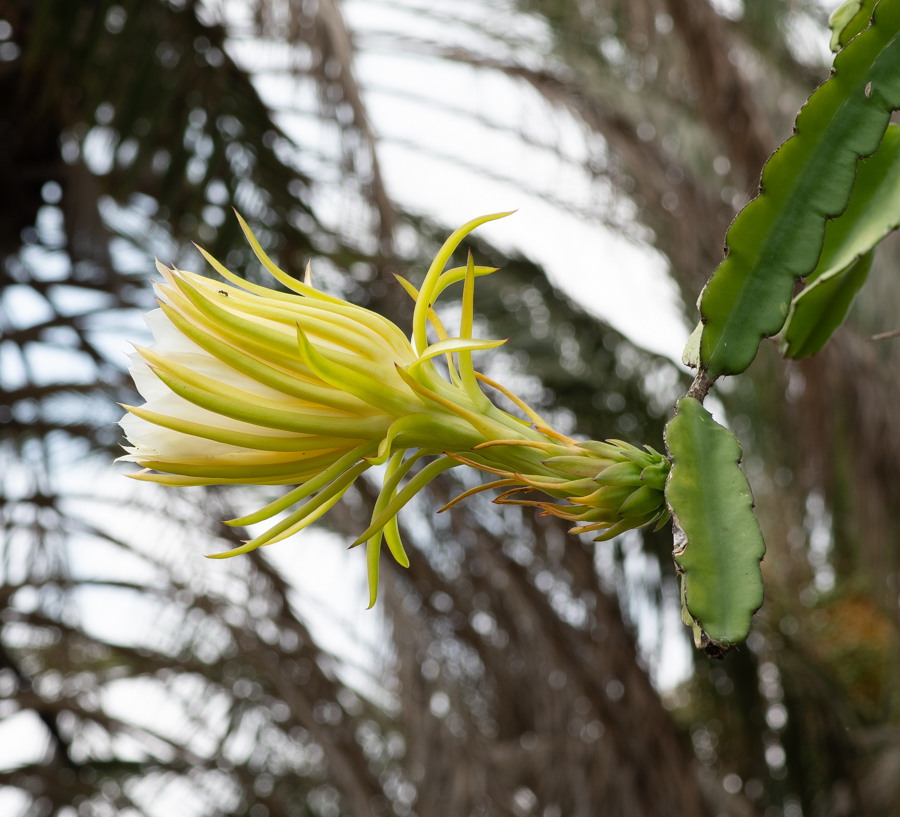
left=457, top=250, right=496, bottom=413
left=383, top=516, right=410, bottom=568
left=352, top=456, right=459, bottom=546
left=207, top=461, right=369, bottom=557
left=296, top=327, right=421, bottom=417
left=413, top=211, right=515, bottom=355
left=121, top=405, right=360, bottom=454
left=473, top=372, right=553, bottom=429
left=225, top=441, right=379, bottom=526
left=412, top=336, right=508, bottom=369
left=366, top=534, right=382, bottom=609
left=233, top=210, right=346, bottom=304
left=437, top=478, right=518, bottom=513
left=145, top=359, right=391, bottom=438
left=394, top=365, right=510, bottom=441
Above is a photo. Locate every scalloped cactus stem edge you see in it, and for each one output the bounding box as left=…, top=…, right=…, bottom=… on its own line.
left=664, top=398, right=766, bottom=658
left=782, top=124, right=900, bottom=358
left=695, top=0, right=900, bottom=379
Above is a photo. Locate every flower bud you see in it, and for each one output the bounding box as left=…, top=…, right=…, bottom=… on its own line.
left=120, top=212, right=669, bottom=605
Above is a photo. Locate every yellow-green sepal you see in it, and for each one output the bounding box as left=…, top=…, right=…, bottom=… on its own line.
left=618, top=485, right=665, bottom=518
left=594, top=461, right=644, bottom=488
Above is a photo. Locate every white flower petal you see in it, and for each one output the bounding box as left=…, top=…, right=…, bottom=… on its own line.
left=143, top=307, right=302, bottom=404
left=119, top=413, right=259, bottom=459
left=144, top=308, right=208, bottom=357
left=129, top=360, right=171, bottom=403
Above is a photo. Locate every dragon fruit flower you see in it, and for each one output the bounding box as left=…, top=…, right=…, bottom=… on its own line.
left=120, top=212, right=669, bottom=605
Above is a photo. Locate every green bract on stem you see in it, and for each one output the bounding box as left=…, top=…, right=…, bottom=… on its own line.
left=120, top=212, right=670, bottom=606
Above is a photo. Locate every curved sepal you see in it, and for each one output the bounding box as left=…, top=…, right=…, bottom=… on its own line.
left=411, top=336, right=508, bottom=370
left=413, top=212, right=514, bottom=355
left=664, top=398, right=766, bottom=656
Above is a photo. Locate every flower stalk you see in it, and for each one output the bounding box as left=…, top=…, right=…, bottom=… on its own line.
left=120, top=212, right=670, bottom=605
